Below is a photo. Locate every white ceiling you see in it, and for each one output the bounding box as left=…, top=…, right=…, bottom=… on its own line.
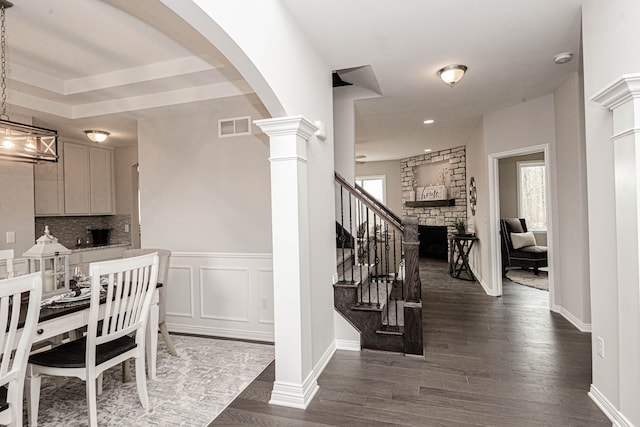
left=4, top=0, right=582, bottom=160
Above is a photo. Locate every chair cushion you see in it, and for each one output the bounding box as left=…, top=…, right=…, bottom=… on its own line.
left=511, top=231, right=536, bottom=249
left=503, top=218, right=525, bottom=233
left=512, top=245, right=548, bottom=260
left=29, top=335, right=137, bottom=369
left=0, top=385, right=8, bottom=412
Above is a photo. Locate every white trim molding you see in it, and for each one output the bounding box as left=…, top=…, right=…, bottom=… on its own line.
left=589, top=385, right=633, bottom=427
left=590, top=73, right=640, bottom=110
left=552, top=305, right=592, bottom=333
left=270, top=341, right=335, bottom=409
left=335, top=339, right=361, bottom=351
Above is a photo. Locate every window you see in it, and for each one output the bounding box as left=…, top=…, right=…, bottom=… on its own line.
left=355, top=176, right=386, bottom=204
left=517, top=161, right=546, bottom=231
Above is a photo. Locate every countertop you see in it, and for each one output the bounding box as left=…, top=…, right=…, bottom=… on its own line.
left=70, top=243, right=130, bottom=253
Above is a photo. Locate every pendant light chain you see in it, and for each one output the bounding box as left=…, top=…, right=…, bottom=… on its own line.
left=0, top=2, right=8, bottom=120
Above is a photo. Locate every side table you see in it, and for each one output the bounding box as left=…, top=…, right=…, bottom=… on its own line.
left=448, top=234, right=478, bottom=281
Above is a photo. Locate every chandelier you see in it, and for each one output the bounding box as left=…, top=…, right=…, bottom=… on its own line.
left=0, top=0, right=58, bottom=164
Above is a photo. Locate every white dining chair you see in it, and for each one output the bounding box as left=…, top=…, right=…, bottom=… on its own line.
left=0, top=249, right=14, bottom=279
left=123, top=248, right=177, bottom=356
left=0, top=273, right=42, bottom=427
left=26, top=253, right=159, bottom=427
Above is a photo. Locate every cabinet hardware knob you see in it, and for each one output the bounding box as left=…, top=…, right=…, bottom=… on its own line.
left=37, top=328, right=44, bottom=335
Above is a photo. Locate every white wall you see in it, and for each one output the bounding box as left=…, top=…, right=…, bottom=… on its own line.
left=553, top=72, right=591, bottom=327
left=479, top=95, right=557, bottom=298
left=356, top=160, right=403, bottom=217
left=0, top=161, right=35, bottom=257
left=137, top=102, right=274, bottom=340
left=138, top=108, right=271, bottom=254
left=465, top=122, right=490, bottom=292
left=114, top=145, right=138, bottom=216
left=582, top=1, right=640, bottom=424
left=0, top=113, right=38, bottom=258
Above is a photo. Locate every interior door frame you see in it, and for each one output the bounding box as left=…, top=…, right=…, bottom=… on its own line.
left=487, top=143, right=555, bottom=308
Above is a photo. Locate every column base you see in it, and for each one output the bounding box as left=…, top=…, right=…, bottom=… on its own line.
left=269, top=374, right=319, bottom=409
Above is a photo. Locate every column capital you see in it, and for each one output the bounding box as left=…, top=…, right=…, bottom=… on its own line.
left=254, top=115, right=319, bottom=140
left=591, top=73, right=640, bottom=110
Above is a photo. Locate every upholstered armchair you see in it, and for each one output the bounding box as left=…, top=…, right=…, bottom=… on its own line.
left=500, top=218, right=548, bottom=276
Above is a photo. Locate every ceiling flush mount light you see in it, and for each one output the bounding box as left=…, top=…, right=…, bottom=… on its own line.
left=84, top=130, right=110, bottom=143
left=554, top=52, right=573, bottom=64
left=423, top=119, right=435, bottom=124
left=424, top=149, right=432, bottom=153
left=0, top=1, right=58, bottom=164
left=437, top=64, right=468, bottom=88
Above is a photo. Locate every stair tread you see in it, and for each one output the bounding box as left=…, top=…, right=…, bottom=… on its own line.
left=337, top=263, right=369, bottom=284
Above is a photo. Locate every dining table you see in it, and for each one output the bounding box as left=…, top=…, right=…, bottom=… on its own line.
left=17, top=282, right=162, bottom=379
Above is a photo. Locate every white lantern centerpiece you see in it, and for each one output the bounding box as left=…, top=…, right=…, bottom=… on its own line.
left=23, top=226, right=71, bottom=296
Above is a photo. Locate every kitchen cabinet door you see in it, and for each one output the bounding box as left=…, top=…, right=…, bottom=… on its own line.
left=89, top=147, right=114, bottom=214
left=63, top=142, right=91, bottom=214
left=34, top=143, right=65, bottom=215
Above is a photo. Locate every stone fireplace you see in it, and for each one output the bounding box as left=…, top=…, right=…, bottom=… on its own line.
left=401, top=146, right=467, bottom=237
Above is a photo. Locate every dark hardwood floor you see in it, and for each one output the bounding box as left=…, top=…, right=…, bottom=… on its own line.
left=210, top=259, right=610, bottom=426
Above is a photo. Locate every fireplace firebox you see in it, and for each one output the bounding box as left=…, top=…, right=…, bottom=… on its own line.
left=418, top=225, right=448, bottom=260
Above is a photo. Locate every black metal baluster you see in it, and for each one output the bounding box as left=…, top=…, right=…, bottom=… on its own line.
left=349, top=192, right=354, bottom=284
left=384, top=222, right=390, bottom=326
left=373, top=214, right=379, bottom=308
left=339, top=186, right=346, bottom=282
left=366, top=206, right=371, bottom=306
left=400, top=235, right=405, bottom=300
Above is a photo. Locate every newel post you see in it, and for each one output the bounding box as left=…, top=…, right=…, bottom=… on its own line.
left=402, top=216, right=423, bottom=355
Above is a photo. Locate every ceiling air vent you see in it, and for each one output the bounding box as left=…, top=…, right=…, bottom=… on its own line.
left=218, top=116, right=251, bottom=138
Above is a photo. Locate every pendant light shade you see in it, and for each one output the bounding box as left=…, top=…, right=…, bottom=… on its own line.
left=437, top=64, right=468, bottom=88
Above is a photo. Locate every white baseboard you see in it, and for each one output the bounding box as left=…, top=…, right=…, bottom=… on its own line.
left=270, top=375, right=319, bottom=409
left=336, top=339, right=361, bottom=351
left=552, top=305, right=592, bottom=332
left=270, top=341, right=335, bottom=409
left=589, top=384, right=633, bottom=427
left=167, top=323, right=274, bottom=343
left=469, top=264, right=496, bottom=296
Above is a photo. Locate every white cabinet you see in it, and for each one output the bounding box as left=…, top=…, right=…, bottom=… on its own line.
left=36, top=141, right=115, bottom=216
left=89, top=147, right=114, bottom=214
left=62, top=142, right=115, bottom=215
left=63, top=142, right=91, bottom=214
left=34, top=143, right=65, bottom=215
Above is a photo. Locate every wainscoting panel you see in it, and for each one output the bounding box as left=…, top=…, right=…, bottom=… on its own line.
left=166, top=252, right=274, bottom=342
left=166, top=265, right=194, bottom=318
left=200, top=267, right=250, bottom=322
left=257, top=269, right=275, bottom=325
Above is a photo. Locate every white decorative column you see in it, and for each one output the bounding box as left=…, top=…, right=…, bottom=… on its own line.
left=592, top=74, right=640, bottom=423
left=254, top=115, right=319, bottom=409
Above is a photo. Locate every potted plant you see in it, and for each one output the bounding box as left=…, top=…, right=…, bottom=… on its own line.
left=454, top=218, right=467, bottom=235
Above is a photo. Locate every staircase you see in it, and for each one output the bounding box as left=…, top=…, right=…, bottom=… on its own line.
left=334, top=173, right=423, bottom=355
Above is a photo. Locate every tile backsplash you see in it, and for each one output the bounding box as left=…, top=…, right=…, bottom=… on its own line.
left=35, top=215, right=131, bottom=248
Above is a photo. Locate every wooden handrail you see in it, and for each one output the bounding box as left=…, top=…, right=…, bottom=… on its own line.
left=334, top=172, right=404, bottom=233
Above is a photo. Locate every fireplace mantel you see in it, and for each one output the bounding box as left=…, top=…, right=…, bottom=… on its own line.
left=405, top=199, right=456, bottom=208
